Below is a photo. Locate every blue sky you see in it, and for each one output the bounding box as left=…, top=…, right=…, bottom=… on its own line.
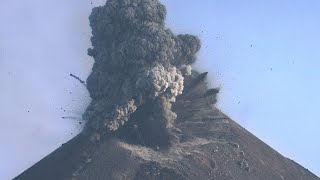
left=0, top=0, right=319, bottom=179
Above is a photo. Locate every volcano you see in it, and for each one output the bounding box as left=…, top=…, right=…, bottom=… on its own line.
left=14, top=0, right=319, bottom=179
left=14, top=71, right=319, bottom=180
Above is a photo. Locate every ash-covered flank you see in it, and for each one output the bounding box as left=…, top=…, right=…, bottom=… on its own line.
left=83, top=0, right=216, bottom=148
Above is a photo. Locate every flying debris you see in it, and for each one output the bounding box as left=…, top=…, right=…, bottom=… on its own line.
left=70, top=73, right=86, bottom=87
left=61, top=116, right=81, bottom=120
left=183, top=72, right=208, bottom=94
left=192, top=72, right=208, bottom=85
left=202, top=88, right=220, bottom=98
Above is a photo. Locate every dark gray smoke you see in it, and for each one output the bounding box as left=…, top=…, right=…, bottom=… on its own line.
left=83, top=0, right=205, bottom=147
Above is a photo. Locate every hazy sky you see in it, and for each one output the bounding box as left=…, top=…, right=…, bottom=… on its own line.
left=1, top=0, right=319, bottom=179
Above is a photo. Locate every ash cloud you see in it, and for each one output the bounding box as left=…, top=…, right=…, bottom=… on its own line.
left=83, top=0, right=205, bottom=147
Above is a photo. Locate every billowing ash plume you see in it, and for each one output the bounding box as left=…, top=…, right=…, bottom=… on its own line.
left=83, top=0, right=201, bottom=146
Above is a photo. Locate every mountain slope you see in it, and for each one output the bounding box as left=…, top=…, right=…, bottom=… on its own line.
left=14, top=72, right=319, bottom=180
